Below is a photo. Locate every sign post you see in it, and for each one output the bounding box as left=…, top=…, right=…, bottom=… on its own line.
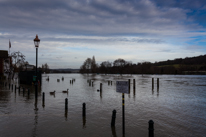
left=116, top=81, right=129, bottom=135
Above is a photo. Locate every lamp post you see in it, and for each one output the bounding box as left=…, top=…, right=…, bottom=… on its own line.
left=34, top=35, right=40, bottom=100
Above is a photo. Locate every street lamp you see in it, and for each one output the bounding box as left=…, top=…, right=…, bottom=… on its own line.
left=34, top=35, right=40, bottom=100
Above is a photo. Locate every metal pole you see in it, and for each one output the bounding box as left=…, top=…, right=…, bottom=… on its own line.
left=122, top=93, right=125, bottom=135
left=35, top=48, right=38, bottom=99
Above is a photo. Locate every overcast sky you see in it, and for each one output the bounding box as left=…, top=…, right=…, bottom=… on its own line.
left=0, top=0, right=206, bottom=69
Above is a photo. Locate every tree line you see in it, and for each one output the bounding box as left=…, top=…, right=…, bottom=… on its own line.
left=80, top=55, right=206, bottom=74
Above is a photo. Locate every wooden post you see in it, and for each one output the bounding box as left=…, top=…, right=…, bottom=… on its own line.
left=133, top=79, right=135, bottom=90
left=65, top=98, right=68, bottom=110
left=82, top=103, right=86, bottom=117
left=28, top=88, right=30, bottom=96
left=122, top=93, right=125, bottom=135
left=111, top=81, right=112, bottom=85
left=42, top=92, right=45, bottom=106
left=128, top=79, right=130, bottom=94
left=100, top=83, right=102, bottom=92
left=148, top=120, right=154, bottom=137
left=23, top=87, right=25, bottom=96
left=111, top=109, right=116, bottom=127
left=152, top=78, right=154, bottom=90
left=157, top=78, right=159, bottom=89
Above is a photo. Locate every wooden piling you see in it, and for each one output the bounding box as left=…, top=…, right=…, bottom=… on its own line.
left=111, top=109, right=116, bottom=127
left=128, top=79, right=130, bottom=94
left=133, top=79, right=135, bottom=90
left=157, top=78, right=159, bottom=89
left=42, top=92, right=45, bottom=106
left=148, top=120, right=154, bottom=137
left=152, top=78, right=154, bottom=90
left=28, top=88, right=30, bottom=96
left=65, top=98, right=68, bottom=110
left=100, top=83, right=102, bottom=92
left=82, top=103, right=86, bottom=117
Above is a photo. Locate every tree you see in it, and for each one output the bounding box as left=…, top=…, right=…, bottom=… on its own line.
left=42, top=63, right=50, bottom=73
left=91, top=56, right=97, bottom=73
left=80, top=58, right=92, bottom=73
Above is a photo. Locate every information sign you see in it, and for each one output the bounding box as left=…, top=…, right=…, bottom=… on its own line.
left=116, top=81, right=129, bottom=94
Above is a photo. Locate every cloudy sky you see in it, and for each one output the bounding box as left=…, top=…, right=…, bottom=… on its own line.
left=0, top=0, right=206, bottom=69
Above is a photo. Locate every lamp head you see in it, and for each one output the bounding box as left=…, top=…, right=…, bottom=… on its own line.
left=34, top=34, right=40, bottom=48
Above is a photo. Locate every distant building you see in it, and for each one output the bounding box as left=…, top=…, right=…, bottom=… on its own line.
left=0, top=50, right=9, bottom=76
left=23, top=64, right=35, bottom=71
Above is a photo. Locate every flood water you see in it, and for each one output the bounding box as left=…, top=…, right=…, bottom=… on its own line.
left=0, top=74, right=206, bottom=137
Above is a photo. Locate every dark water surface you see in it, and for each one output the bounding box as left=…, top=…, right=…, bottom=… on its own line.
left=0, top=74, right=206, bottom=137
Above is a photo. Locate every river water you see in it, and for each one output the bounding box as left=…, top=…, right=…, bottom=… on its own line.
left=0, top=74, right=206, bottom=137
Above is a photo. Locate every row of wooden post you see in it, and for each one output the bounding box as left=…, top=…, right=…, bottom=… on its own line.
left=0, top=81, right=31, bottom=96
left=64, top=98, right=154, bottom=137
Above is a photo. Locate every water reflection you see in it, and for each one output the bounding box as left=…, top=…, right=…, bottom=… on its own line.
left=64, top=109, right=68, bottom=121
left=32, top=99, right=38, bottom=137
left=82, top=116, right=86, bottom=128
left=111, top=127, right=117, bottom=137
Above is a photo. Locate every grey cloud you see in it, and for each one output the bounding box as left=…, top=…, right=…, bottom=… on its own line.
left=0, top=0, right=202, bottom=36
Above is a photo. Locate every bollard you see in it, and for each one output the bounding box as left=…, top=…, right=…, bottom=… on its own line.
left=100, top=83, right=102, bottom=92
left=148, top=120, right=154, bottom=137
left=128, top=79, right=130, bottom=94
left=65, top=98, right=68, bottom=110
left=23, top=88, right=25, bottom=96
left=82, top=103, right=86, bottom=117
left=133, top=79, right=135, bottom=90
left=108, top=81, right=110, bottom=85
left=157, top=78, right=159, bottom=89
left=15, top=85, right=16, bottom=92
left=28, top=88, right=30, bottom=96
left=152, top=78, right=154, bottom=90
left=42, top=92, right=45, bottom=106
left=111, top=109, right=116, bottom=127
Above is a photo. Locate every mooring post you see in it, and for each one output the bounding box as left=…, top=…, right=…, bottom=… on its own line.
left=148, top=120, right=154, bottom=137
left=92, top=81, right=94, bottom=87
left=28, top=88, right=30, bottom=96
left=23, top=87, right=25, bottom=95
left=157, top=78, right=159, bottom=89
left=133, top=79, right=135, bottom=90
left=111, top=109, right=116, bottom=127
left=152, top=78, right=154, bottom=90
left=42, top=92, right=45, bottom=106
left=89, top=80, right=91, bottom=86
left=128, top=79, right=130, bottom=94
left=100, top=83, right=102, bottom=92
left=15, top=85, right=16, bottom=92
left=108, top=81, right=110, bottom=85
left=83, top=103, right=86, bottom=117
left=65, top=98, right=68, bottom=110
